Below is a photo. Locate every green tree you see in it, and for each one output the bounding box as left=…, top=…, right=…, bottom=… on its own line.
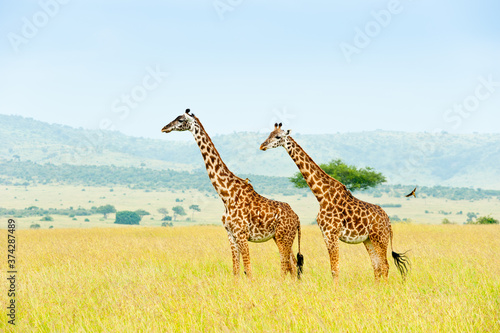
left=158, top=207, right=169, bottom=218
left=289, top=159, right=386, bottom=192
left=189, top=204, right=201, bottom=221
left=472, top=215, right=499, bottom=225
left=114, top=211, right=141, bottom=225
left=96, top=204, right=116, bottom=219
left=442, top=218, right=454, bottom=225
left=172, top=206, right=186, bottom=221
left=466, top=212, right=478, bottom=223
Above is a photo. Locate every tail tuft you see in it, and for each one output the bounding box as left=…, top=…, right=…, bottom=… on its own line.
left=297, top=253, right=304, bottom=279
left=392, top=251, right=410, bottom=281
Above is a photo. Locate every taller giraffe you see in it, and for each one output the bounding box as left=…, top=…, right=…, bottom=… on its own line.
left=260, top=123, right=409, bottom=284
left=162, top=110, right=304, bottom=279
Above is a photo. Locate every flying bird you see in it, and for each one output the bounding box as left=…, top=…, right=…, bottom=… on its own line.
left=406, top=187, right=417, bottom=198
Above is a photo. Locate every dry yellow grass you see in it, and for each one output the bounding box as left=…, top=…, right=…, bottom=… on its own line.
left=1, top=224, right=499, bottom=332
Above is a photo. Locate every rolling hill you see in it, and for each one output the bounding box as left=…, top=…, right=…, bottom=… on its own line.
left=1, top=114, right=499, bottom=189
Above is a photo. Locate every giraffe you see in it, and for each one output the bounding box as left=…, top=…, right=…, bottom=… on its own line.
left=162, top=110, right=304, bottom=279
left=260, top=123, right=409, bottom=284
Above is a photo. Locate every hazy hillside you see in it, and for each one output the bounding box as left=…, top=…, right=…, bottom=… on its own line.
left=1, top=115, right=499, bottom=189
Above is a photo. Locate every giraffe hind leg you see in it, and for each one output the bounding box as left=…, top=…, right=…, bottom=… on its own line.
left=363, top=238, right=389, bottom=282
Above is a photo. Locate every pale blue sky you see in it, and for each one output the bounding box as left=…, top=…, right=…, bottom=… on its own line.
left=1, top=0, right=499, bottom=140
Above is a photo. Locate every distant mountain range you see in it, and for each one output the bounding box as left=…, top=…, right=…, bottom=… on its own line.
left=1, top=114, right=499, bottom=189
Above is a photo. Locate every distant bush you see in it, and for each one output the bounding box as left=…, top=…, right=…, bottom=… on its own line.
left=467, top=215, right=499, bottom=225
left=442, top=218, right=454, bottom=225
left=115, top=211, right=141, bottom=225
left=161, top=222, right=173, bottom=227
left=84, top=218, right=90, bottom=222
left=161, top=216, right=172, bottom=221
left=30, top=223, right=41, bottom=229
left=40, top=215, right=53, bottom=221
left=390, top=215, right=412, bottom=224
left=378, top=203, right=402, bottom=208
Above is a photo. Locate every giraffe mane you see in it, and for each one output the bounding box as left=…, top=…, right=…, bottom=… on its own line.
left=192, top=115, right=235, bottom=177
left=288, top=136, right=345, bottom=190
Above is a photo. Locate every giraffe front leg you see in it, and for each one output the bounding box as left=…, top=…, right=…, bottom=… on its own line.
left=227, top=232, right=240, bottom=277
left=235, top=232, right=252, bottom=279
left=319, top=215, right=341, bottom=285
left=326, top=238, right=340, bottom=286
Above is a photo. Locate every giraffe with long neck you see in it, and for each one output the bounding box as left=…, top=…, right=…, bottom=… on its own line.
left=260, top=123, right=409, bottom=283
left=162, top=110, right=304, bottom=278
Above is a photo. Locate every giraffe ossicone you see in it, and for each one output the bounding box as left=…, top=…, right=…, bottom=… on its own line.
left=162, top=110, right=304, bottom=279
left=260, top=124, right=410, bottom=283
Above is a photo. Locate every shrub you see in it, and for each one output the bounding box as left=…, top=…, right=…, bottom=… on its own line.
left=161, top=216, right=172, bottom=221
left=442, top=218, right=454, bottom=225
left=473, top=215, right=499, bottom=225
left=115, top=211, right=141, bottom=225
left=84, top=218, right=90, bottom=222
left=161, top=222, right=173, bottom=227
left=30, top=224, right=41, bottom=229
left=40, top=215, right=53, bottom=221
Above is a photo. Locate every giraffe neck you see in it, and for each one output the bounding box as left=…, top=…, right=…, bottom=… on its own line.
left=285, top=137, right=345, bottom=204
left=190, top=116, right=235, bottom=202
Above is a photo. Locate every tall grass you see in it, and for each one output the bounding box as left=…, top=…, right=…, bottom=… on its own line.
left=1, top=224, right=499, bottom=332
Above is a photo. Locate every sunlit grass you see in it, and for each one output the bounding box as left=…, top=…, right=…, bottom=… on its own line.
left=1, top=224, right=499, bottom=332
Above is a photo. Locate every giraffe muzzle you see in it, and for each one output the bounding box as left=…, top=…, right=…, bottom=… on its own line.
left=259, top=144, right=267, bottom=151
left=161, top=125, right=173, bottom=133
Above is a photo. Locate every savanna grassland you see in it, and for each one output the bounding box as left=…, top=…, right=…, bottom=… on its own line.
left=2, top=185, right=500, bottom=229
left=1, top=224, right=499, bottom=332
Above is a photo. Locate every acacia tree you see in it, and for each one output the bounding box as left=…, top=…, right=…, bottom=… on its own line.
left=189, top=204, right=201, bottom=221
left=158, top=207, right=169, bottom=217
left=96, top=204, right=116, bottom=219
left=289, top=159, right=386, bottom=192
left=172, top=206, right=186, bottom=221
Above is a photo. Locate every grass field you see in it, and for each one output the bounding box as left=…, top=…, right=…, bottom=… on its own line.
left=1, top=224, right=499, bottom=332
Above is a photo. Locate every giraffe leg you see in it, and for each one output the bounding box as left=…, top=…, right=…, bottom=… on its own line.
left=274, top=221, right=298, bottom=278
left=325, top=237, right=340, bottom=286
left=273, top=236, right=294, bottom=278
left=363, top=238, right=389, bottom=282
left=226, top=232, right=240, bottom=277
left=235, top=234, right=252, bottom=279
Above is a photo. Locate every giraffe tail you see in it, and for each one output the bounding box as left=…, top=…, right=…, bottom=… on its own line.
left=297, top=223, right=304, bottom=279
left=389, top=226, right=411, bottom=280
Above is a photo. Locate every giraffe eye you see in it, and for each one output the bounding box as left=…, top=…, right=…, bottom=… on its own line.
left=178, top=118, right=185, bottom=123
left=275, top=135, right=281, bottom=139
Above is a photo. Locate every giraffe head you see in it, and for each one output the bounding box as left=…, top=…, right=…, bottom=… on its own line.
left=259, top=123, right=291, bottom=151
left=161, top=109, right=196, bottom=133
